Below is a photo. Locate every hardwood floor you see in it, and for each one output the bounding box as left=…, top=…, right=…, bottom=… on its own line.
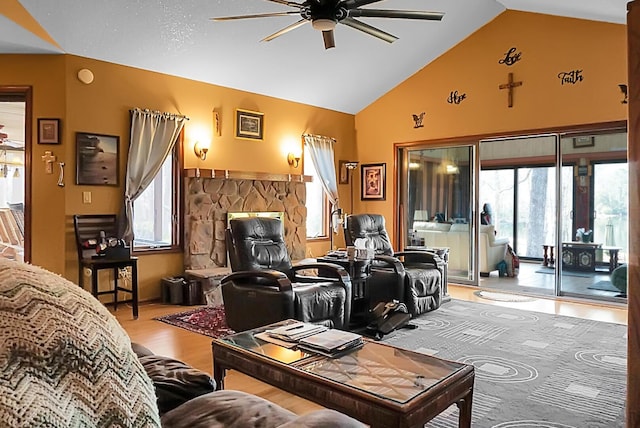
left=113, top=285, right=628, bottom=416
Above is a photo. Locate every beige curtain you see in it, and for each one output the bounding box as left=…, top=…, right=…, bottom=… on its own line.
left=121, top=108, right=188, bottom=243
left=303, top=134, right=341, bottom=232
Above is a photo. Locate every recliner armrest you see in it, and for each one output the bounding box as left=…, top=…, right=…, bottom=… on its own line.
left=396, top=250, right=445, bottom=272
left=371, top=254, right=405, bottom=273
left=221, top=269, right=292, bottom=292
left=492, top=237, right=509, bottom=246
left=291, top=262, right=349, bottom=283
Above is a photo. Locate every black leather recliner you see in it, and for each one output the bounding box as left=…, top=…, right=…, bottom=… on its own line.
left=222, top=217, right=352, bottom=332
left=345, top=214, right=443, bottom=317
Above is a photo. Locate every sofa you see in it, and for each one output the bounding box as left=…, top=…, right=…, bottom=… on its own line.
left=412, top=222, right=509, bottom=275
left=0, top=259, right=365, bottom=427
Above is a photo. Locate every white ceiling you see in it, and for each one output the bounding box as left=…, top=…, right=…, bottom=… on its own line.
left=0, top=0, right=629, bottom=122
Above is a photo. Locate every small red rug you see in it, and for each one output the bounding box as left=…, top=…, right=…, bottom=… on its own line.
left=154, top=306, right=235, bottom=338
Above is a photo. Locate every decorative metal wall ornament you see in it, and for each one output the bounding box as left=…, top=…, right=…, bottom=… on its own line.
left=499, top=73, right=523, bottom=108
left=619, top=84, right=628, bottom=104
left=557, top=70, right=584, bottom=85
left=447, top=91, right=467, bottom=104
left=412, top=112, right=425, bottom=128
left=498, top=47, right=522, bottom=66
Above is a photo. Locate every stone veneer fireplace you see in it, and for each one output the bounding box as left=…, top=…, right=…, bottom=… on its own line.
left=184, top=174, right=307, bottom=269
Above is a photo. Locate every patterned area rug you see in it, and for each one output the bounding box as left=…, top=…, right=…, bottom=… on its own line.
left=384, top=299, right=627, bottom=428
left=154, top=306, right=235, bottom=338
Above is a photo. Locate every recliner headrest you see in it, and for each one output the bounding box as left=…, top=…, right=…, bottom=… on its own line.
left=228, top=217, right=293, bottom=273
left=345, top=214, right=394, bottom=256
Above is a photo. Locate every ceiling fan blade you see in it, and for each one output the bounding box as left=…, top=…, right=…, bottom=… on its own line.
left=349, top=9, right=444, bottom=21
left=211, top=11, right=299, bottom=21
left=265, top=0, right=303, bottom=8
left=322, top=30, right=336, bottom=49
left=343, top=0, right=385, bottom=8
left=341, top=17, right=397, bottom=43
left=262, top=19, right=308, bottom=42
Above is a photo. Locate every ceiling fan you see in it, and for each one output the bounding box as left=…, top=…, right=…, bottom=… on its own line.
left=211, top=0, right=444, bottom=49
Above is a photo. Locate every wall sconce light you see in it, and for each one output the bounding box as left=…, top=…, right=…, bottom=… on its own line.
left=287, top=152, right=301, bottom=168
left=194, top=141, right=209, bottom=160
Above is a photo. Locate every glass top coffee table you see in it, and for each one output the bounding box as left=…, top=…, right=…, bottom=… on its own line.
left=212, top=320, right=474, bottom=427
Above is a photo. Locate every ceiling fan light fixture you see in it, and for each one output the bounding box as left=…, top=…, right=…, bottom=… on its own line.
left=312, top=19, right=337, bottom=31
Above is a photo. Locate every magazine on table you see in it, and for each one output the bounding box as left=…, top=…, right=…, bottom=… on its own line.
left=297, top=329, right=363, bottom=355
left=265, top=322, right=328, bottom=342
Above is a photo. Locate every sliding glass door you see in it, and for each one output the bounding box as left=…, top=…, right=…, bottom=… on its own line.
left=559, top=132, right=628, bottom=301
left=397, top=125, right=627, bottom=303
left=399, top=145, right=475, bottom=283
left=479, top=136, right=558, bottom=295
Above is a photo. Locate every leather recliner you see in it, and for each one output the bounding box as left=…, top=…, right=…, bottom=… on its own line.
left=222, top=217, right=352, bottom=332
left=345, top=214, right=443, bottom=317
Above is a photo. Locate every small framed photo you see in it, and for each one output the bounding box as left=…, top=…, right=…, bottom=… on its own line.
left=38, top=118, right=61, bottom=144
left=235, top=109, right=264, bottom=140
left=76, top=132, right=119, bottom=186
left=361, top=163, right=386, bottom=201
left=573, top=136, right=594, bottom=148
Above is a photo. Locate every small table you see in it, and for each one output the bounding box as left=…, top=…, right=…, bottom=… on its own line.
left=316, top=256, right=371, bottom=326
left=212, top=321, right=475, bottom=428
left=601, top=246, right=622, bottom=272
left=542, top=244, right=555, bottom=267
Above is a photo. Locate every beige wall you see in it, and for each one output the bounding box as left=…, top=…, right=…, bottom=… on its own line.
left=354, top=11, right=627, bottom=243
left=2, top=54, right=355, bottom=301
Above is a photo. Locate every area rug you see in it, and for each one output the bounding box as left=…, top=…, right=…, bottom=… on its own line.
left=473, top=290, right=536, bottom=302
left=154, top=306, right=235, bottom=338
left=588, top=280, right=620, bottom=293
left=384, top=299, right=627, bottom=428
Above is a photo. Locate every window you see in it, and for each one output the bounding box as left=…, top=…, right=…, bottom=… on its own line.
left=132, top=148, right=180, bottom=250
left=304, top=157, right=327, bottom=238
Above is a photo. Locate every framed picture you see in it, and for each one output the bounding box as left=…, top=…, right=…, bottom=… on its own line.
left=338, top=160, right=349, bottom=184
left=37, top=118, right=61, bottom=144
left=235, top=109, right=264, bottom=140
left=361, top=163, right=386, bottom=201
left=573, top=136, right=595, bottom=148
left=76, top=132, right=119, bottom=186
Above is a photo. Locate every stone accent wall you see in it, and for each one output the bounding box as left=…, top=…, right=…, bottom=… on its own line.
left=184, top=177, right=307, bottom=269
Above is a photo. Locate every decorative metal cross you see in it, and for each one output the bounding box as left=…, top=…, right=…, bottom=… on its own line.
left=499, top=72, right=523, bottom=108
left=41, top=150, right=56, bottom=174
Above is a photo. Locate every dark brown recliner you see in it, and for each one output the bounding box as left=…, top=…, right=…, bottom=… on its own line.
left=222, top=217, right=352, bottom=332
left=345, top=214, right=443, bottom=317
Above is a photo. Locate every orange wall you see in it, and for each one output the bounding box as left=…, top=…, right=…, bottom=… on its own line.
left=3, top=54, right=355, bottom=301
left=0, top=11, right=628, bottom=299
left=354, top=11, right=628, bottom=241
left=1, top=55, right=67, bottom=274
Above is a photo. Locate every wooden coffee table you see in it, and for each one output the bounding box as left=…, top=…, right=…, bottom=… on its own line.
left=212, top=321, right=475, bottom=428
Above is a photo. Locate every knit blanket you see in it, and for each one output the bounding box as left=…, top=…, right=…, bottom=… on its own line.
left=0, top=259, right=160, bottom=427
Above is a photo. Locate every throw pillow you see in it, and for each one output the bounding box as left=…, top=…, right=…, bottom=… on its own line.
left=160, top=390, right=296, bottom=428
left=0, top=259, right=161, bottom=427
left=139, top=354, right=216, bottom=415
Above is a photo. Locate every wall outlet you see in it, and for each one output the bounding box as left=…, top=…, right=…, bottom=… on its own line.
left=82, top=191, right=91, bottom=204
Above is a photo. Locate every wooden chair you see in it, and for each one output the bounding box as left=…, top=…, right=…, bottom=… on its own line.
left=73, top=214, right=138, bottom=318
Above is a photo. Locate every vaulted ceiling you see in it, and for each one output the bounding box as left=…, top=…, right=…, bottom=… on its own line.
left=0, top=0, right=629, bottom=116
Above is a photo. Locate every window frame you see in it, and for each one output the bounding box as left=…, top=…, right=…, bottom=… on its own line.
left=131, top=132, right=183, bottom=254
